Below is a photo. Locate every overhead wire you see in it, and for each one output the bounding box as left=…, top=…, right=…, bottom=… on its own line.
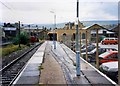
left=0, top=1, right=19, bottom=23
left=0, top=1, right=12, bottom=10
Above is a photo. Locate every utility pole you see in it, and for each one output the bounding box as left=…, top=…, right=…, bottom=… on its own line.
left=118, top=2, right=120, bottom=85
left=28, top=25, right=31, bottom=36
left=50, top=11, right=56, bottom=49
left=69, top=22, right=71, bottom=29
left=75, top=0, right=80, bottom=77
left=36, top=25, right=38, bottom=36
left=18, top=21, right=21, bottom=48
left=96, top=29, right=99, bottom=69
left=118, top=24, right=120, bottom=85
left=85, top=30, right=88, bottom=61
left=53, top=14, right=56, bottom=49
left=79, top=31, right=82, bottom=57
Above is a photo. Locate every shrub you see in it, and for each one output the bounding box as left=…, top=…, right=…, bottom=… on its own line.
left=38, top=65, right=44, bottom=70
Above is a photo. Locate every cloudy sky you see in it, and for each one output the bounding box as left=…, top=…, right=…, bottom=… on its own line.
left=0, top=0, right=119, bottom=24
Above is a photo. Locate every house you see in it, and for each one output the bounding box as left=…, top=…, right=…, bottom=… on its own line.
left=3, top=27, right=17, bottom=37
left=48, top=22, right=115, bottom=43
left=3, top=23, right=18, bottom=37
left=107, top=24, right=119, bottom=37
left=48, top=21, right=85, bottom=42
left=91, top=29, right=115, bottom=37
left=24, top=27, right=49, bottom=40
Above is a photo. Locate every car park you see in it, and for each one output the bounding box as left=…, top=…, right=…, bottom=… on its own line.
left=82, top=48, right=117, bottom=62
left=71, top=43, right=95, bottom=52
left=99, top=61, right=118, bottom=81
left=81, top=44, right=86, bottom=49
left=81, top=43, right=93, bottom=49
left=99, top=51, right=118, bottom=64
left=81, top=44, right=96, bottom=53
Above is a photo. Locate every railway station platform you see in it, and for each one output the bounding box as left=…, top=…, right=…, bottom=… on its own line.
left=13, top=41, right=47, bottom=85
left=13, top=41, right=117, bottom=85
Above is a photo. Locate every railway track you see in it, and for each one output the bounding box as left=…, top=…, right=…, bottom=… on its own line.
left=1, top=43, right=42, bottom=86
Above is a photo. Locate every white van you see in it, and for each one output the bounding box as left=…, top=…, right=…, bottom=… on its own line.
left=101, top=38, right=118, bottom=44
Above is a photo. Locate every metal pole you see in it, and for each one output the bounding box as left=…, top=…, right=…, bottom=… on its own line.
left=96, top=29, right=99, bottom=68
left=64, top=22, right=67, bottom=44
left=50, top=11, right=56, bottom=49
left=85, top=30, right=88, bottom=61
left=53, top=14, right=56, bottom=49
left=118, top=2, right=120, bottom=85
left=18, top=21, right=21, bottom=48
left=76, top=0, right=80, bottom=76
left=80, top=31, right=82, bottom=57
left=69, top=22, right=70, bottom=29
left=118, top=29, right=120, bottom=85
left=36, top=25, right=38, bottom=36
left=28, top=25, right=30, bottom=36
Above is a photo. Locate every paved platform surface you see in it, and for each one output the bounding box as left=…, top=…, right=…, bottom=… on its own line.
left=13, top=41, right=117, bottom=85
left=13, top=42, right=47, bottom=85
left=39, top=42, right=66, bottom=84
left=42, top=41, right=117, bottom=85
left=60, top=43, right=115, bottom=85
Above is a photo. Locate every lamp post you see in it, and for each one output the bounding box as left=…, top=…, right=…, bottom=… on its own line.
left=36, top=25, right=38, bottom=36
left=50, top=11, right=56, bottom=49
left=118, top=2, right=120, bottom=85
left=85, top=30, right=88, bottom=61
left=28, top=25, right=31, bottom=36
left=75, top=0, right=80, bottom=77
left=18, top=21, right=21, bottom=48
left=96, top=29, right=99, bottom=69
left=118, top=23, right=120, bottom=85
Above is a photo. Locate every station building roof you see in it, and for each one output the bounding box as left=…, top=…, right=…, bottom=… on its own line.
left=82, top=24, right=106, bottom=30
left=4, top=27, right=16, bottom=31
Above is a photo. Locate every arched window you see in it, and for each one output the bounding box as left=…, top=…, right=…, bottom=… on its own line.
left=73, top=33, right=75, bottom=40
left=82, top=33, right=85, bottom=39
left=63, top=33, right=66, bottom=36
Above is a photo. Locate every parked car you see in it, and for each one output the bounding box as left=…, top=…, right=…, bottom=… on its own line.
left=71, top=43, right=95, bottom=52
left=99, top=61, right=118, bottom=81
left=82, top=48, right=117, bottom=62
left=99, top=51, right=118, bottom=64
left=101, top=38, right=118, bottom=45
left=81, top=44, right=86, bottom=49
left=81, top=44, right=96, bottom=53
left=81, top=43, right=93, bottom=49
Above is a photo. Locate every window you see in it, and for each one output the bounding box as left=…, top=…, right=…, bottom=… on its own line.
left=101, top=51, right=110, bottom=57
left=110, top=53, right=118, bottom=59
left=82, top=33, right=86, bottom=39
left=63, top=33, right=66, bottom=36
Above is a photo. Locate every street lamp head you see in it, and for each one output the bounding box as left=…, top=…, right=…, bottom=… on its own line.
left=28, top=25, right=30, bottom=27
left=50, top=11, right=54, bottom=13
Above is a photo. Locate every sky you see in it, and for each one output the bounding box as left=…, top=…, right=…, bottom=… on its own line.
left=0, top=0, right=119, bottom=24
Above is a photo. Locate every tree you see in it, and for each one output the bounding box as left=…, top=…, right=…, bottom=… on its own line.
left=14, top=31, right=29, bottom=45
